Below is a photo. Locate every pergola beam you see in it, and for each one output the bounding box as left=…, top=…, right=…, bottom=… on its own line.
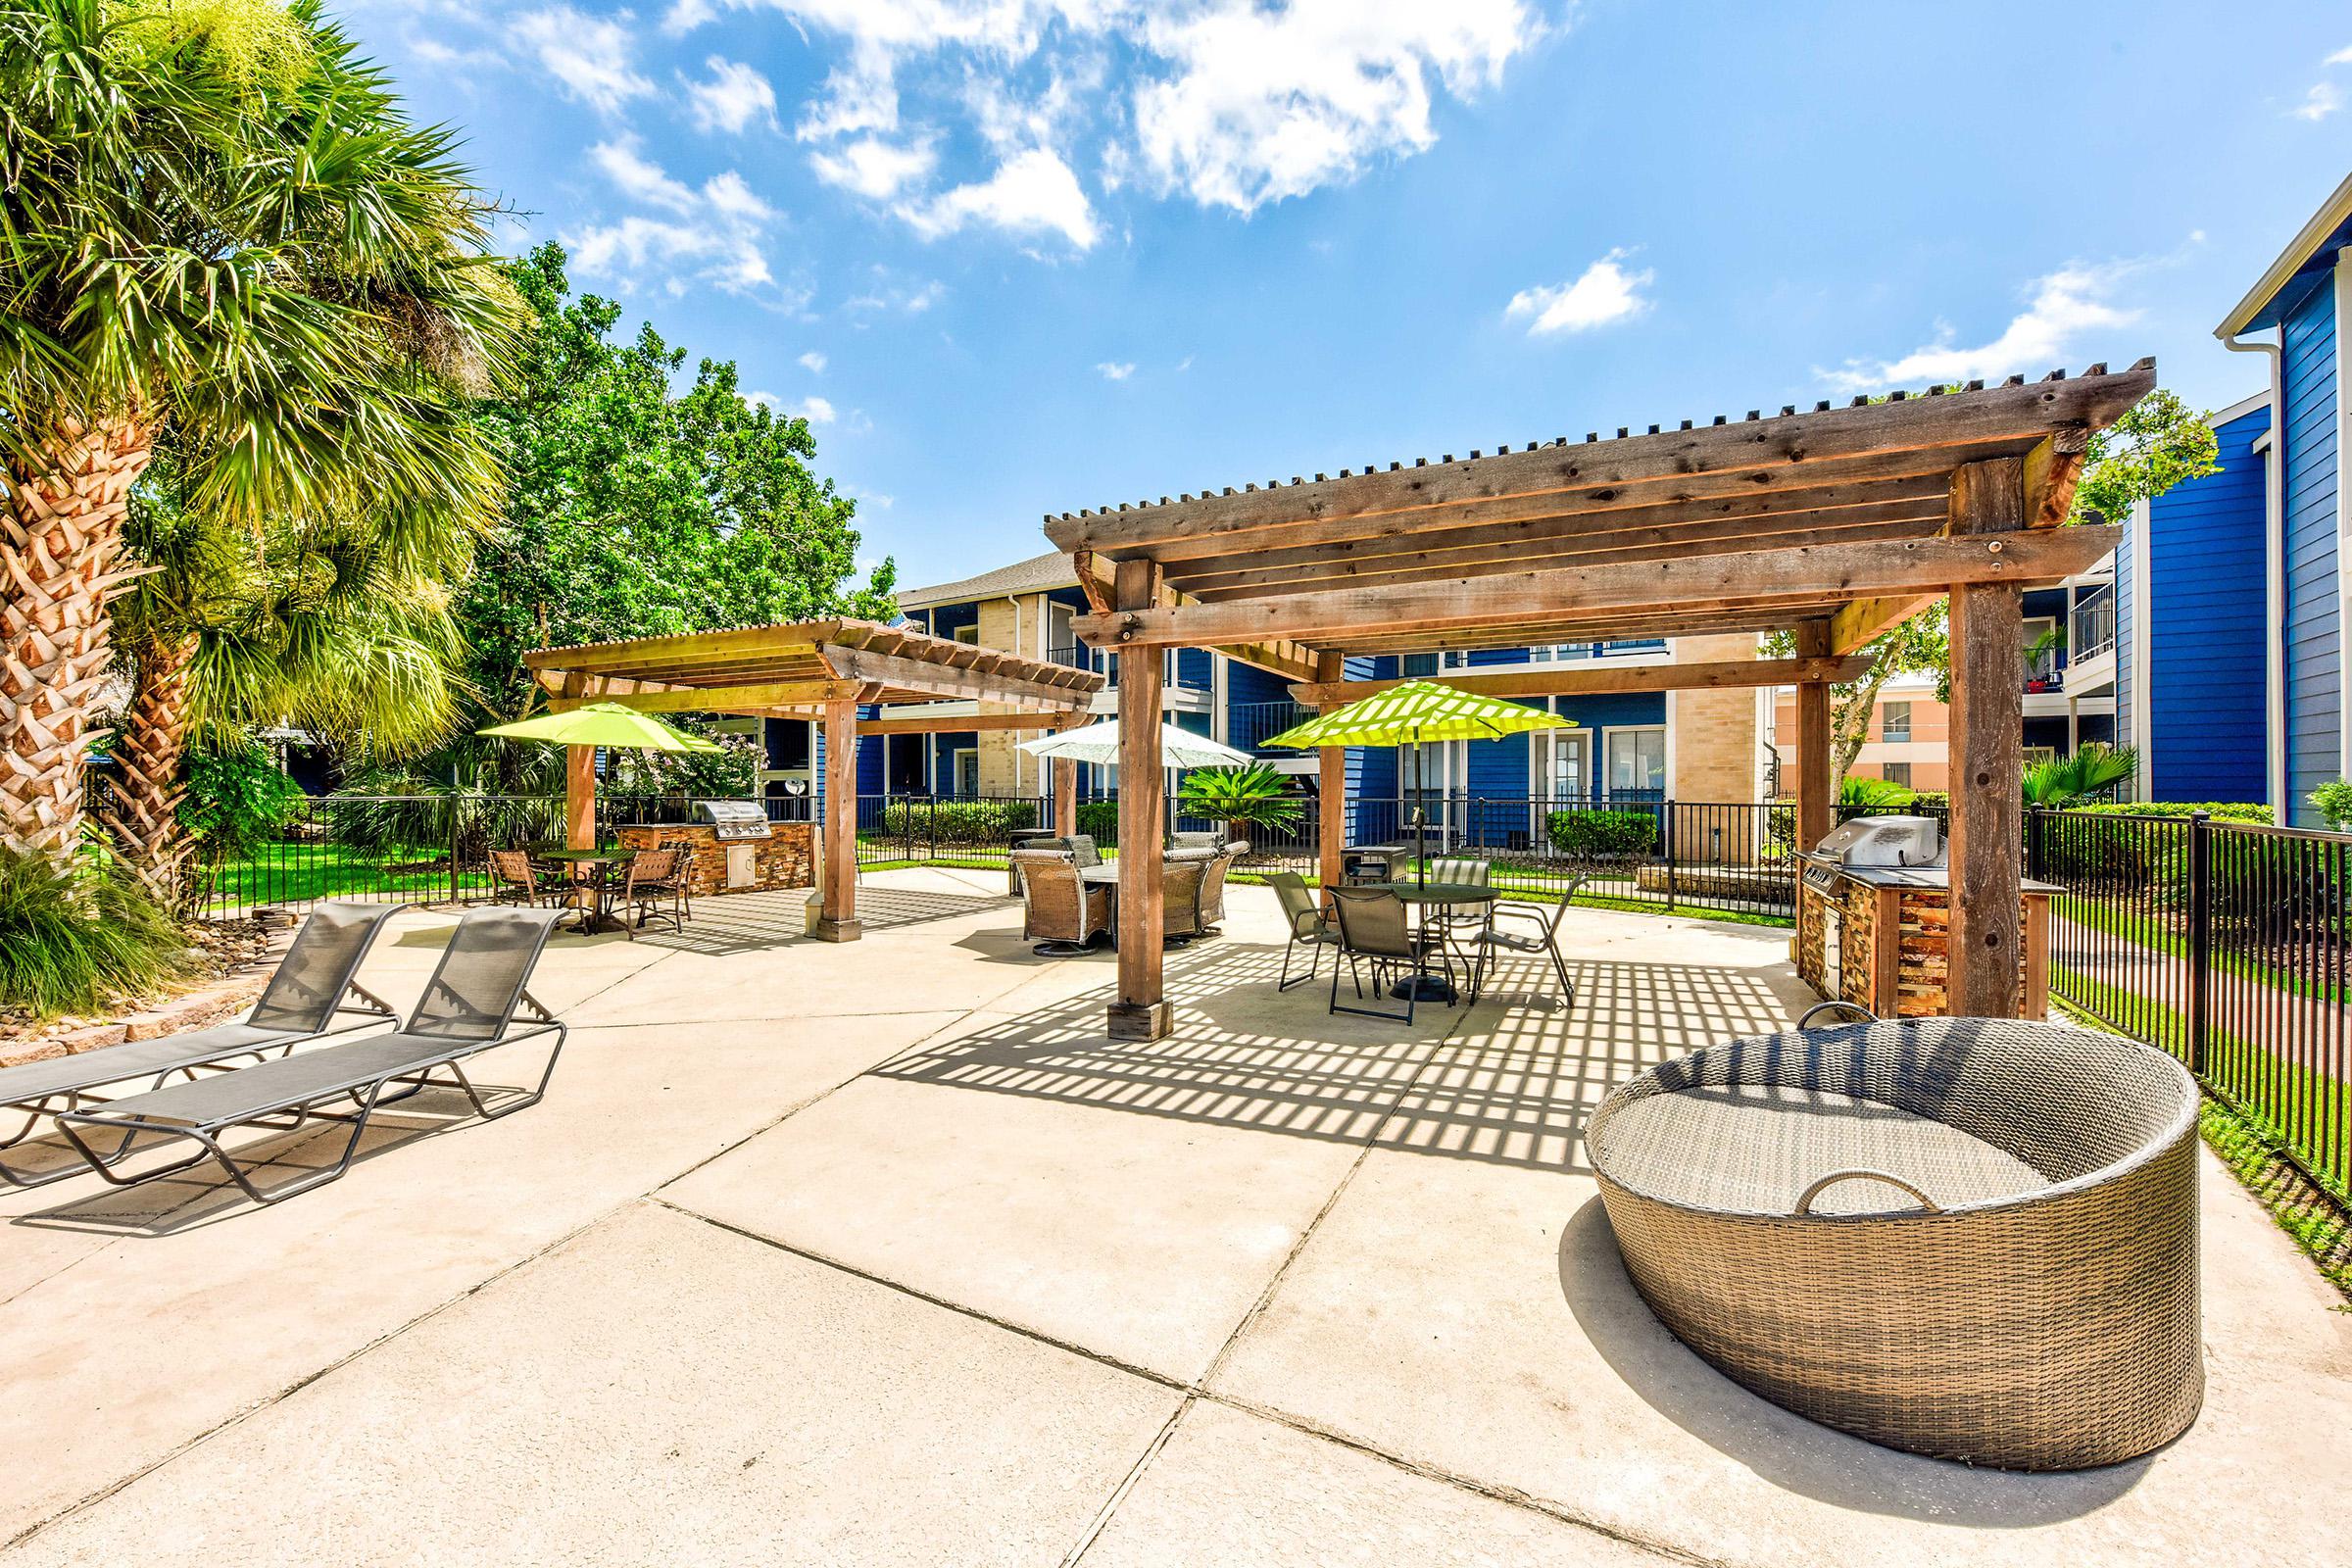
left=1045, top=363, right=2152, bottom=560
left=856, top=710, right=1086, bottom=736
left=818, top=644, right=1087, bottom=710
left=552, top=678, right=861, bottom=714
left=1072, top=529, right=2119, bottom=651
left=1287, top=655, right=1870, bottom=707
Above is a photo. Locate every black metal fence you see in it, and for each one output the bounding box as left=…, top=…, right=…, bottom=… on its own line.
left=2034, top=808, right=2352, bottom=1204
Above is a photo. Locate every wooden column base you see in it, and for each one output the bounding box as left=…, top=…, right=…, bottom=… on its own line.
left=1106, top=1001, right=1172, bottom=1041
left=813, top=916, right=862, bottom=943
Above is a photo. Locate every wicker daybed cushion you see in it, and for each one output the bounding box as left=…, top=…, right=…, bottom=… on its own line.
left=1586, top=1017, right=2202, bottom=1471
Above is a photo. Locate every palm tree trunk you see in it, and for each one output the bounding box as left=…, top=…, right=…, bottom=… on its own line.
left=1, top=416, right=156, bottom=867
left=99, top=630, right=198, bottom=899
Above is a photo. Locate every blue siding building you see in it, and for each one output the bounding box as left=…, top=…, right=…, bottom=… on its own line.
left=2114, top=396, right=2272, bottom=805
left=2211, top=172, right=2352, bottom=822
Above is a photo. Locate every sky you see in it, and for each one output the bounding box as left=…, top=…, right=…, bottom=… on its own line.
left=341, top=0, right=2352, bottom=588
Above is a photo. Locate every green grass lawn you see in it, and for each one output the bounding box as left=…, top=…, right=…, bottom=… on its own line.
left=200, top=843, right=488, bottom=912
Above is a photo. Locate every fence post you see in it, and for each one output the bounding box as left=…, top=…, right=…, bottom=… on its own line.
left=449, top=798, right=465, bottom=906
left=2185, top=809, right=2211, bottom=1076
left=1662, top=801, right=1677, bottom=912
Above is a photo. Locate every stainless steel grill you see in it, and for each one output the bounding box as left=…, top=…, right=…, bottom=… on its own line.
left=694, top=800, right=772, bottom=843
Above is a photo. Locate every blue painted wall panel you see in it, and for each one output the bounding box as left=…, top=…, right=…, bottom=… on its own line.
left=2282, top=274, right=2338, bottom=823
left=2144, top=403, right=2271, bottom=804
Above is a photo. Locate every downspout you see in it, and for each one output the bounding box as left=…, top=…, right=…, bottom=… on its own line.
left=2223, top=329, right=2285, bottom=822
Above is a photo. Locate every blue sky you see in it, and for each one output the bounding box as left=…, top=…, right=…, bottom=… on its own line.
left=345, top=0, right=2352, bottom=587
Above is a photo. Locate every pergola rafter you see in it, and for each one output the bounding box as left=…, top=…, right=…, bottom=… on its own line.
left=1045, top=361, right=2154, bottom=1040
left=523, top=618, right=1103, bottom=941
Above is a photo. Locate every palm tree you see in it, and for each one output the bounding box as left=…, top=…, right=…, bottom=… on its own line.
left=105, top=462, right=475, bottom=896
left=2022, top=745, right=2139, bottom=808
left=0, top=0, right=520, bottom=869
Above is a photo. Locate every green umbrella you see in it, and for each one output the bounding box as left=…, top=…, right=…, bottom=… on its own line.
left=1261, top=679, right=1571, bottom=890
left=476, top=701, right=723, bottom=753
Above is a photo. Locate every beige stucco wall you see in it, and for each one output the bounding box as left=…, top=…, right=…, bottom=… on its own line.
left=1667, top=634, right=1762, bottom=802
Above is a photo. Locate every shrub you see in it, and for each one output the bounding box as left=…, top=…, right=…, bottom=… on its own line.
left=874, top=798, right=1038, bottom=845
left=179, top=740, right=303, bottom=862
left=1176, top=764, right=1304, bottom=835
left=1546, top=808, right=1659, bottom=860
left=2309, top=781, right=2352, bottom=830
left=0, top=849, right=198, bottom=1019
left=323, top=773, right=562, bottom=863
left=2055, top=801, right=2273, bottom=824
left=1076, top=800, right=1119, bottom=843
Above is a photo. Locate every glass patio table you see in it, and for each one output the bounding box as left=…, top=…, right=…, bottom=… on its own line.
left=1364, top=880, right=1496, bottom=1003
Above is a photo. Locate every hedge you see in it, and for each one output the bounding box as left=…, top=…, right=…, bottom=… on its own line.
left=873, top=798, right=1038, bottom=845
left=1545, top=808, right=1659, bottom=859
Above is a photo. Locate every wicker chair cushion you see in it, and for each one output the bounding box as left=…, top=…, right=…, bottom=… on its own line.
left=1592, top=1085, right=2045, bottom=1215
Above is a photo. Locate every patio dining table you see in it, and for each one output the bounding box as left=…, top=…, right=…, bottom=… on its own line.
left=1364, top=880, right=1497, bottom=1003
left=533, top=847, right=636, bottom=933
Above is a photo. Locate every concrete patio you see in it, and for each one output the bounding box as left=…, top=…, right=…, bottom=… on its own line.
left=2, top=870, right=2346, bottom=1567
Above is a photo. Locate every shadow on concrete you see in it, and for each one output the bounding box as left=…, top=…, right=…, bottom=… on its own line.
left=1555, top=1196, right=2147, bottom=1522
left=16, top=1078, right=546, bottom=1237
left=872, top=939, right=1793, bottom=1175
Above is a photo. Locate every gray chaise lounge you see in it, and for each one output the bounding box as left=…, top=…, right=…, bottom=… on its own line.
left=0, top=901, right=407, bottom=1188
left=53, top=906, right=569, bottom=1205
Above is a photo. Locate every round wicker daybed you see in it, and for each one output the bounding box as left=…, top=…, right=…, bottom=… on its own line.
left=1585, top=1016, right=2201, bottom=1471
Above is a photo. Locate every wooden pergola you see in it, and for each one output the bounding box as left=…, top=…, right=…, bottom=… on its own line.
left=1047, top=361, right=2153, bottom=1038
left=524, top=619, right=1103, bottom=940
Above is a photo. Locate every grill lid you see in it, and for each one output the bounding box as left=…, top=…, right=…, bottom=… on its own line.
left=1810, top=814, right=1943, bottom=867
left=695, top=799, right=772, bottom=842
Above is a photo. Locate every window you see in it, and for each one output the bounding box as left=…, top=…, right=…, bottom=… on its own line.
left=953, top=749, right=980, bottom=796
left=1882, top=702, right=1911, bottom=743
left=1545, top=731, right=1591, bottom=800
left=1604, top=727, right=1666, bottom=798
left=953, top=624, right=978, bottom=645
left=1883, top=761, right=1912, bottom=787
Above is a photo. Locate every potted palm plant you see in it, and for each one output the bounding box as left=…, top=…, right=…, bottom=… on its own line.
left=1176, top=764, right=1305, bottom=849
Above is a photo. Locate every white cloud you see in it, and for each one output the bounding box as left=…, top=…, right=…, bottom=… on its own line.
left=809, top=136, right=939, bottom=199
left=1133, top=0, right=1538, bottom=213
left=845, top=276, right=946, bottom=313
left=591, top=135, right=699, bottom=214
left=2328, top=44, right=2352, bottom=66
left=2292, top=80, right=2343, bottom=122
left=900, top=146, right=1099, bottom=249
left=1097, top=360, right=1135, bottom=380
left=510, top=6, right=653, bottom=116
left=686, top=56, right=779, bottom=133
left=1505, top=250, right=1653, bottom=336
left=798, top=350, right=828, bottom=372
left=1822, top=260, right=2143, bottom=390
left=567, top=141, right=782, bottom=297
left=747, top=391, right=836, bottom=423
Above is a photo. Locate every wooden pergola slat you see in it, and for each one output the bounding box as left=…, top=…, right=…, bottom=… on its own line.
left=522, top=617, right=1104, bottom=942
left=1043, top=363, right=2152, bottom=1039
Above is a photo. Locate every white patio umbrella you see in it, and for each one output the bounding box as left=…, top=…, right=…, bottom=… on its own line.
left=1016, top=718, right=1254, bottom=769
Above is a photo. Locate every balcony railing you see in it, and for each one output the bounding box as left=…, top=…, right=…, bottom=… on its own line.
left=1046, top=643, right=1208, bottom=691
left=2070, top=584, right=2116, bottom=662
left=1230, top=700, right=1314, bottom=753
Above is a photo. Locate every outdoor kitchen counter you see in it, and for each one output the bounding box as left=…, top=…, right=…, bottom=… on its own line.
left=1797, top=858, right=2057, bottom=1019
left=612, top=822, right=814, bottom=897
left=1825, top=864, right=2063, bottom=894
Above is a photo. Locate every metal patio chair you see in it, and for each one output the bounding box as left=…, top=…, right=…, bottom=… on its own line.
left=52, top=906, right=570, bottom=1206
left=488, top=849, right=561, bottom=908
left=659, top=837, right=699, bottom=920
left=1464, top=878, right=1585, bottom=1006
left=1268, top=872, right=1337, bottom=992
left=0, top=901, right=407, bottom=1189
left=615, top=846, right=687, bottom=938
left=1326, top=885, right=1441, bottom=1026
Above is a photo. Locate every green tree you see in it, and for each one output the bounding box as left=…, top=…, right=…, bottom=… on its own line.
left=0, top=0, right=521, bottom=869
left=454, top=246, right=896, bottom=782
left=1769, top=387, right=2218, bottom=788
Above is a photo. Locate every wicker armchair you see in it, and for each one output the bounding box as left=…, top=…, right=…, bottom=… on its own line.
left=1325, top=885, right=1441, bottom=1024
left=1170, top=830, right=1224, bottom=852
left=1012, top=851, right=1109, bottom=955
left=616, top=847, right=687, bottom=938
left=1196, top=850, right=1239, bottom=934
left=1160, top=858, right=1208, bottom=945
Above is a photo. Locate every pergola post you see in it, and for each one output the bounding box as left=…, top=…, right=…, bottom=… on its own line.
left=816, top=697, right=860, bottom=942
left=564, top=742, right=597, bottom=920
left=1793, top=622, right=1833, bottom=854
left=1109, top=559, right=1170, bottom=1041
left=1314, top=651, right=1345, bottom=895
left=1052, top=754, right=1078, bottom=837
left=1946, top=458, right=2029, bottom=1017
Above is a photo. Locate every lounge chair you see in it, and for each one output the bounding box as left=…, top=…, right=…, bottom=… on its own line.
left=0, top=901, right=407, bottom=1189
left=51, top=906, right=569, bottom=1206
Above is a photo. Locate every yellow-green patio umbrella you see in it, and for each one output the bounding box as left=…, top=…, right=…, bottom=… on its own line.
left=476, top=702, right=723, bottom=752
left=1260, top=679, right=1571, bottom=888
